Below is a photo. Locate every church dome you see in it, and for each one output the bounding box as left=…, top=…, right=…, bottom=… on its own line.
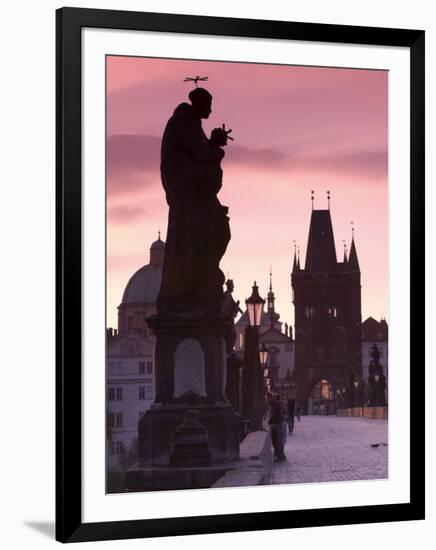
left=151, top=237, right=165, bottom=250
left=121, top=263, right=163, bottom=304
left=120, top=235, right=165, bottom=305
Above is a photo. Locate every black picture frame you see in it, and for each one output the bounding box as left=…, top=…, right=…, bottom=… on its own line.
left=56, top=6, right=425, bottom=543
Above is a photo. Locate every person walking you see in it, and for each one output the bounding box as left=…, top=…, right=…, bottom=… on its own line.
left=267, top=393, right=287, bottom=462
left=287, top=397, right=295, bottom=434
left=296, top=406, right=301, bottom=422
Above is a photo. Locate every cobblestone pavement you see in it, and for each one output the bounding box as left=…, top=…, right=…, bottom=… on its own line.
left=269, top=415, right=388, bottom=485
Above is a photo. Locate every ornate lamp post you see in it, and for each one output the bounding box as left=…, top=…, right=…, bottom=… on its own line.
left=353, top=379, right=359, bottom=408
left=259, top=342, right=268, bottom=367
left=374, top=373, right=380, bottom=406
left=259, top=342, right=269, bottom=393
left=246, top=281, right=265, bottom=327
left=242, top=282, right=265, bottom=432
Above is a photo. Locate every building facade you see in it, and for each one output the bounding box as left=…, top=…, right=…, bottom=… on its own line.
left=235, top=273, right=295, bottom=397
left=292, top=207, right=362, bottom=414
left=106, top=235, right=164, bottom=468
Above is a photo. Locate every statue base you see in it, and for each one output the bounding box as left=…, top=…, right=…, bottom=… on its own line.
left=141, top=313, right=244, bottom=467
left=138, top=402, right=242, bottom=467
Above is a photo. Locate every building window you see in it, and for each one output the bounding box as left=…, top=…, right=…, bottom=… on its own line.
left=305, top=306, right=316, bottom=319
left=109, top=441, right=123, bottom=455
left=139, top=361, right=145, bottom=374
left=108, top=387, right=123, bottom=401
left=146, top=361, right=153, bottom=374
left=139, top=387, right=145, bottom=400
left=327, top=306, right=337, bottom=318
left=109, top=412, right=123, bottom=428
left=127, top=316, right=134, bottom=330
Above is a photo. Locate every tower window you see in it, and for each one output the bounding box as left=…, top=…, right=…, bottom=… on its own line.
left=139, top=387, right=145, bottom=400
left=146, top=361, right=153, bottom=374
left=139, top=362, right=145, bottom=374
left=327, top=306, right=337, bottom=318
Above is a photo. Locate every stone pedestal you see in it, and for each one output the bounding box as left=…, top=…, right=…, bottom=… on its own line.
left=138, top=313, right=243, bottom=468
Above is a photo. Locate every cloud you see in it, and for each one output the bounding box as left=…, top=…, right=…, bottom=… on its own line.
left=108, top=204, right=147, bottom=224
left=107, top=133, right=387, bottom=200
left=226, top=144, right=288, bottom=167
left=302, top=150, right=387, bottom=178
left=107, top=134, right=160, bottom=195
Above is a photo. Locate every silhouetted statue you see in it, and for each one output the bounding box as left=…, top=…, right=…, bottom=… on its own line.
left=367, top=343, right=386, bottom=406
left=157, top=87, right=232, bottom=316
left=222, top=279, right=243, bottom=354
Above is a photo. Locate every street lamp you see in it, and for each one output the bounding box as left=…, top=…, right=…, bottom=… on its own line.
left=246, top=281, right=265, bottom=327
left=259, top=342, right=268, bottom=367
left=242, top=282, right=266, bottom=432
left=353, top=380, right=359, bottom=407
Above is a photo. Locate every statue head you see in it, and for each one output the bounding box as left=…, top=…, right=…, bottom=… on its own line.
left=189, top=87, right=212, bottom=119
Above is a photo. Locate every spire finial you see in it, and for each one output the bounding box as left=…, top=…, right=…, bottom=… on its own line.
left=327, top=190, right=331, bottom=210
left=269, top=265, right=273, bottom=291
left=158, top=229, right=161, bottom=240
left=311, top=190, right=314, bottom=210
left=351, top=220, right=355, bottom=239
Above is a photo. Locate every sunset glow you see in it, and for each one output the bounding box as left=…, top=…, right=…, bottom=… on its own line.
left=106, top=56, right=388, bottom=330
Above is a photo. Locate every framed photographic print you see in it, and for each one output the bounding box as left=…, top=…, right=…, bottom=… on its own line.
left=56, top=7, right=425, bottom=543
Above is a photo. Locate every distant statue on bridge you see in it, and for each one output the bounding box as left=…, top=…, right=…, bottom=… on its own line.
left=367, top=343, right=386, bottom=406
left=157, top=86, right=233, bottom=317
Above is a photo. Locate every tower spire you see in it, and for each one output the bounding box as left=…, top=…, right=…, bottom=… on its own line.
left=292, top=241, right=298, bottom=273
left=267, top=266, right=279, bottom=327
left=327, top=190, right=331, bottom=210
left=348, top=222, right=360, bottom=271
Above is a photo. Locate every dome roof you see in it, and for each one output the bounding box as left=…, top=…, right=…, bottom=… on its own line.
left=151, top=236, right=165, bottom=250
left=121, top=263, right=163, bottom=305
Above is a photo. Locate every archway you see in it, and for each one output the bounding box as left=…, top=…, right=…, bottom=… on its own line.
left=307, top=379, right=335, bottom=415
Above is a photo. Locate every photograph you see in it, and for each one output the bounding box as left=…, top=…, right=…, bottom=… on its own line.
left=105, top=55, right=389, bottom=493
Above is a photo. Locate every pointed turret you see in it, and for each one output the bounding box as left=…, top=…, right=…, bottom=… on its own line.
left=348, top=236, right=360, bottom=272
left=267, top=267, right=280, bottom=327
left=292, top=242, right=298, bottom=273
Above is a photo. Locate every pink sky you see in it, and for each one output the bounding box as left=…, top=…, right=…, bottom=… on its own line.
left=106, top=56, right=388, bottom=330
